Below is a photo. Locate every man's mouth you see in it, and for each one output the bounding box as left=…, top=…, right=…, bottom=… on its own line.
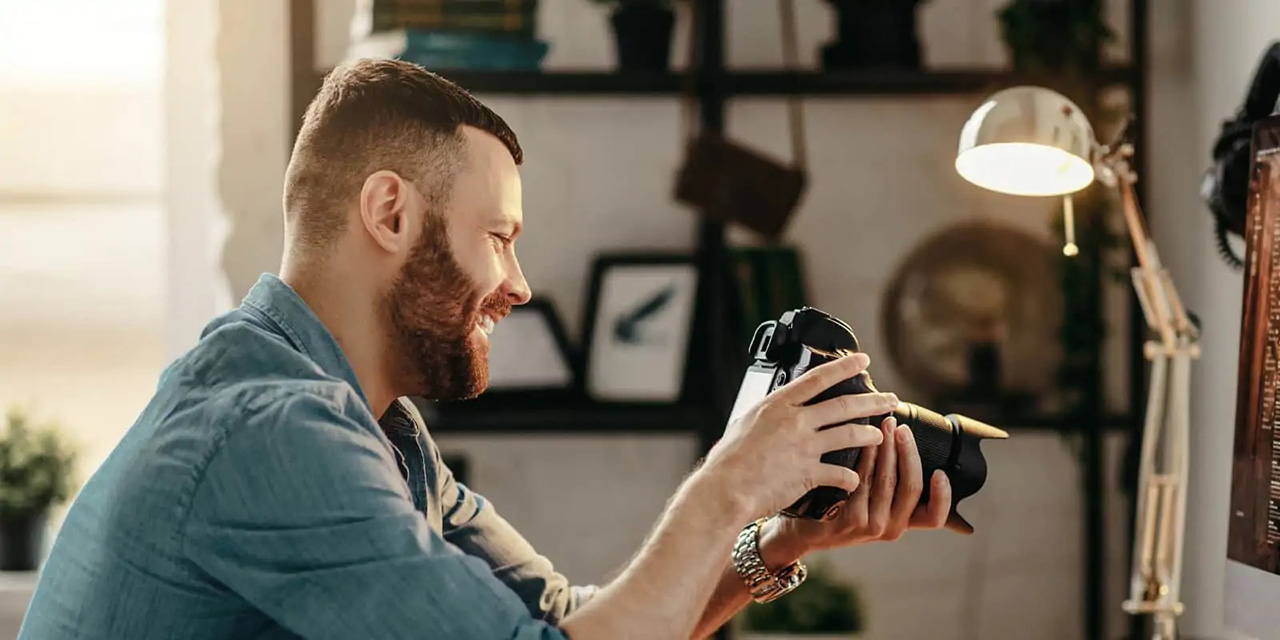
left=476, top=313, right=497, bottom=336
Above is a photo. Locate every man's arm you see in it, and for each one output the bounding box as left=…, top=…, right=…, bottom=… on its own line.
left=557, top=467, right=749, bottom=640
left=417, top=407, right=783, bottom=636
left=425, top=418, right=754, bottom=636
left=414, top=417, right=595, bottom=623
left=689, top=517, right=807, bottom=639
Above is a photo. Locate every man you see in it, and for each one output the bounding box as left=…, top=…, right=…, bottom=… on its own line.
left=21, top=59, right=957, bottom=639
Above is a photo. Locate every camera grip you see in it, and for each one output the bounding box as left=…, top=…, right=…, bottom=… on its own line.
left=781, top=373, right=871, bottom=520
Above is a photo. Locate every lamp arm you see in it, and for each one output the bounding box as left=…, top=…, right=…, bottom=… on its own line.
left=1105, top=149, right=1200, bottom=640
left=1105, top=159, right=1200, bottom=349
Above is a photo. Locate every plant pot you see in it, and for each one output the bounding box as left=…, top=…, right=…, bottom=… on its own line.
left=821, top=0, right=927, bottom=70
left=0, top=510, right=48, bottom=572
left=996, top=0, right=1111, bottom=76
left=609, top=5, right=674, bottom=72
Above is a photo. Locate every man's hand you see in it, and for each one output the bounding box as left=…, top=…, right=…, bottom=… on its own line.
left=699, top=352, right=899, bottom=524
left=768, top=414, right=960, bottom=558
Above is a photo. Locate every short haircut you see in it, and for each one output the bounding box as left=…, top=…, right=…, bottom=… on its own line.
left=283, top=58, right=522, bottom=251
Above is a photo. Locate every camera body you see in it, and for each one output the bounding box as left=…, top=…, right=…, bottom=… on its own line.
left=726, top=307, right=1007, bottom=526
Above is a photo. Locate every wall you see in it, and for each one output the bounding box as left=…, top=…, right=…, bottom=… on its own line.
left=164, top=0, right=231, bottom=358
left=185, top=0, right=1149, bottom=638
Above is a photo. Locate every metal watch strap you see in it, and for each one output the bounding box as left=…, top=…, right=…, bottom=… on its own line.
left=732, top=517, right=807, bottom=603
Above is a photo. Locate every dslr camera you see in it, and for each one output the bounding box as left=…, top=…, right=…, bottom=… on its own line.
left=726, top=307, right=1008, bottom=531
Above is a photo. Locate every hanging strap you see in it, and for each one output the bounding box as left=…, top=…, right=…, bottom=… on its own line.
left=680, top=0, right=702, bottom=144
left=778, top=0, right=807, bottom=171
left=678, top=0, right=808, bottom=171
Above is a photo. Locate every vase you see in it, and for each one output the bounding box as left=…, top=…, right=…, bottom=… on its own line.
left=0, top=511, right=48, bottom=572
left=609, top=4, right=675, bottom=71
left=821, top=0, right=927, bottom=70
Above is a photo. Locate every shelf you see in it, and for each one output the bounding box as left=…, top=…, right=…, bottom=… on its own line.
left=414, top=395, right=1134, bottom=436
left=307, top=66, right=1136, bottom=99
left=968, top=411, right=1137, bottom=432
left=0, top=571, right=37, bottom=594
left=310, top=70, right=684, bottom=97
left=722, top=65, right=1137, bottom=96
left=419, top=397, right=712, bottom=434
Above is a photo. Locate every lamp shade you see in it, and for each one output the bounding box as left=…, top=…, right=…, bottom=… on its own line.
left=955, top=86, right=1098, bottom=197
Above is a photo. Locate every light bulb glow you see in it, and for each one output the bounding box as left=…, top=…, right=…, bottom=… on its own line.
left=955, top=142, right=1095, bottom=197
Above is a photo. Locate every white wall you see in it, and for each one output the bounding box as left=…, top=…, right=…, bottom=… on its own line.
left=163, top=0, right=231, bottom=359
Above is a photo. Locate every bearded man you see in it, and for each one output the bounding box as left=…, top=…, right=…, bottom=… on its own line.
left=20, top=59, right=956, bottom=640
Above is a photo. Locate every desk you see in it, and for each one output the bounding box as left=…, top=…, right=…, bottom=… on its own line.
left=0, top=572, right=37, bottom=637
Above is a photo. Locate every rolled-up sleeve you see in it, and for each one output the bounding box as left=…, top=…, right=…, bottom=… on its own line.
left=181, top=392, right=567, bottom=640
left=429, top=439, right=600, bottom=623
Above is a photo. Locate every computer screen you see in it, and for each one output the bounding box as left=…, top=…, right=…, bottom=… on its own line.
left=1225, top=114, right=1280, bottom=639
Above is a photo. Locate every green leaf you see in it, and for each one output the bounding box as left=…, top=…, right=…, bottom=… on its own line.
left=0, top=406, right=79, bottom=518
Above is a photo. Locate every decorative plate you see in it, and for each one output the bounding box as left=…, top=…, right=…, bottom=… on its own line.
left=881, top=221, right=1065, bottom=408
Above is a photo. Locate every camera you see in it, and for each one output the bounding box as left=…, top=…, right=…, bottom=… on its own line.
left=726, top=307, right=1008, bottom=530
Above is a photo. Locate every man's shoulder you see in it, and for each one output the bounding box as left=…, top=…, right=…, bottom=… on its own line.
left=179, top=308, right=329, bottom=386
left=156, top=310, right=377, bottom=446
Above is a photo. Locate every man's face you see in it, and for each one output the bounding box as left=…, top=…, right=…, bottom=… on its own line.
left=382, top=128, right=529, bottom=400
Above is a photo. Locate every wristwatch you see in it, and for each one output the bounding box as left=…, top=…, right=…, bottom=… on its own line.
left=732, top=516, right=807, bottom=603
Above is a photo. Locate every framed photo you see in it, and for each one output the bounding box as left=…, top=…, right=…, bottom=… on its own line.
left=580, top=253, right=700, bottom=403
left=484, top=297, right=579, bottom=400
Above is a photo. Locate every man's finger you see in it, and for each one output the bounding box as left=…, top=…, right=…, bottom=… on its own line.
left=803, top=391, right=898, bottom=430
left=887, top=424, right=925, bottom=533
left=845, top=425, right=877, bottom=525
left=772, top=352, right=870, bottom=406
left=812, top=464, right=860, bottom=495
left=867, top=416, right=898, bottom=536
left=909, top=470, right=952, bottom=529
left=814, top=422, right=883, bottom=453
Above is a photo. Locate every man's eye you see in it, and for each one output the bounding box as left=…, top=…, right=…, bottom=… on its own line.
left=491, top=233, right=512, bottom=248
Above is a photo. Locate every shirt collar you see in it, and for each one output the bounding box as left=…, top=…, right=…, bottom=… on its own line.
left=380, top=398, right=423, bottom=438
left=240, top=273, right=370, bottom=409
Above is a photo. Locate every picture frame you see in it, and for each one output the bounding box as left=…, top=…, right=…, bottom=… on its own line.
left=481, top=297, right=580, bottom=403
left=580, top=253, right=700, bottom=403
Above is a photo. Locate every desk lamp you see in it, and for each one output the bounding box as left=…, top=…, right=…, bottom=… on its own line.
left=955, top=86, right=1200, bottom=640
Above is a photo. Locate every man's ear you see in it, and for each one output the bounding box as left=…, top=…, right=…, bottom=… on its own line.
left=358, top=170, right=411, bottom=254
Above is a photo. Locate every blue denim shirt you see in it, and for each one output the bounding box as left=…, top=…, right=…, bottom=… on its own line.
left=20, top=274, right=591, bottom=639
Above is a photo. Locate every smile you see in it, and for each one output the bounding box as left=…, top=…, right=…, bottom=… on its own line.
left=477, top=314, right=497, bottom=336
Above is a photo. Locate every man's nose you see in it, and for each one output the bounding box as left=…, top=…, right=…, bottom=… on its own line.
left=505, top=260, right=531, bottom=306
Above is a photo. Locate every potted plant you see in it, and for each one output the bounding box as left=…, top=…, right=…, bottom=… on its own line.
left=738, top=562, right=865, bottom=639
left=0, top=407, right=78, bottom=571
left=997, top=0, right=1115, bottom=75
left=589, top=0, right=676, bottom=72
left=820, top=0, right=930, bottom=70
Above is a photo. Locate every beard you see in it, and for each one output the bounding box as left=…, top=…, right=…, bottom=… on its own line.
left=381, top=214, right=511, bottom=401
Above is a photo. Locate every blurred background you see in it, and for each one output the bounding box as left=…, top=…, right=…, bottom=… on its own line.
left=0, top=0, right=1269, bottom=638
